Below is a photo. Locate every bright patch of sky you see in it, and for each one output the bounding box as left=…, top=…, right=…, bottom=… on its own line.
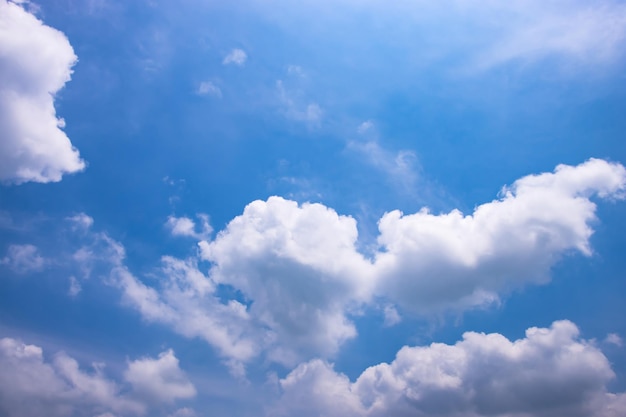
left=1, top=0, right=626, bottom=416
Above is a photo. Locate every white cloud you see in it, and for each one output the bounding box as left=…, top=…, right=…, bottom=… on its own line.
left=275, top=320, right=626, bottom=417
left=357, top=120, right=374, bottom=134
left=0, top=337, right=144, bottom=417
left=124, top=349, right=196, bottom=403
left=66, top=213, right=94, bottom=231
left=199, top=197, right=375, bottom=366
left=111, top=257, right=258, bottom=375
left=347, top=140, right=419, bottom=192
left=374, top=158, right=626, bottom=313
left=169, top=408, right=197, bottom=417
left=605, top=333, right=623, bottom=347
left=68, top=275, right=82, bottom=297
left=222, top=48, right=247, bottom=66
left=276, top=80, right=322, bottom=125
left=1, top=243, right=45, bottom=273
left=471, top=1, right=626, bottom=70
left=166, top=214, right=213, bottom=240
left=112, top=159, right=625, bottom=372
left=0, top=0, right=85, bottom=184
left=197, top=81, right=222, bottom=98
left=382, top=305, right=401, bottom=327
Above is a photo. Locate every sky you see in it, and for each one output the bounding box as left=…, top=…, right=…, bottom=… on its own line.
left=1, top=0, right=626, bottom=416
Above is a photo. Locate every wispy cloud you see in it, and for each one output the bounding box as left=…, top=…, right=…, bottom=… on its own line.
left=222, top=48, right=247, bottom=66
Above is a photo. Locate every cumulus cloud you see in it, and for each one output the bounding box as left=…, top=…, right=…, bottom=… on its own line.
left=374, top=158, right=626, bottom=312
left=124, top=349, right=196, bottom=403
left=166, top=214, right=213, bottom=240
left=222, top=48, right=247, bottom=66
left=111, top=159, right=625, bottom=371
left=197, top=81, right=222, bottom=98
left=66, top=213, right=94, bottom=231
left=1, top=243, right=45, bottom=273
left=68, top=275, right=81, bottom=297
left=0, top=337, right=144, bottom=417
left=0, top=0, right=85, bottom=184
left=275, top=320, right=626, bottom=417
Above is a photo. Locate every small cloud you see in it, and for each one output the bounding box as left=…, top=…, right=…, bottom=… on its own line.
left=169, top=408, right=196, bottom=417
left=124, top=349, right=196, bottom=403
left=357, top=120, right=374, bottom=134
left=605, top=333, right=623, bottom=347
left=166, top=214, right=212, bottom=240
left=197, top=81, right=222, bottom=98
left=223, top=48, right=247, bottom=66
left=1, top=244, right=45, bottom=274
left=276, top=80, right=322, bottom=125
left=68, top=275, right=81, bottom=297
left=383, top=304, right=401, bottom=327
left=66, top=213, right=94, bottom=231
left=287, top=65, right=304, bottom=77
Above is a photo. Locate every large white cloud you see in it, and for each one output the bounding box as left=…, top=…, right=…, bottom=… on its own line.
left=275, top=320, right=626, bottom=417
left=112, top=159, right=625, bottom=370
left=0, top=0, right=84, bottom=184
left=374, top=158, right=626, bottom=312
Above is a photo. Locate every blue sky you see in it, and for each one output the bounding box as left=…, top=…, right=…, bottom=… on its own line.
left=1, top=0, right=626, bottom=416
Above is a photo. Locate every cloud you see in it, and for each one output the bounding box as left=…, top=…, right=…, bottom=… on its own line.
left=68, top=275, right=82, bottom=297
left=1, top=243, right=45, bottom=273
left=199, top=197, right=375, bottom=366
left=111, top=256, right=258, bottom=376
left=124, top=349, right=196, bottom=403
left=222, top=48, right=247, bottom=66
left=0, top=0, right=85, bottom=184
left=66, top=213, right=95, bottom=231
left=111, top=159, right=625, bottom=372
left=471, top=1, right=626, bottom=70
left=374, top=158, right=626, bottom=313
left=276, top=80, right=322, bottom=125
left=347, top=140, right=419, bottom=192
left=166, top=214, right=213, bottom=240
left=357, top=120, right=374, bottom=134
left=197, top=81, right=222, bottom=98
left=382, top=305, right=401, bottom=327
left=0, top=337, right=144, bottom=417
left=605, top=333, right=623, bottom=347
left=275, top=320, right=626, bottom=417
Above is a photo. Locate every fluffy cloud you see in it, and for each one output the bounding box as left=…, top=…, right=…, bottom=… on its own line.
left=0, top=0, right=84, bottom=184
left=222, top=48, right=247, bottom=66
left=200, top=197, right=375, bottom=365
left=0, top=337, right=144, bottom=417
left=0, top=337, right=197, bottom=417
left=275, top=320, right=626, bottom=417
left=374, top=158, right=626, bottom=312
left=197, top=81, right=222, bottom=98
left=166, top=214, right=213, bottom=240
left=113, top=159, right=625, bottom=371
left=124, top=349, right=196, bottom=403
left=1, top=243, right=45, bottom=273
